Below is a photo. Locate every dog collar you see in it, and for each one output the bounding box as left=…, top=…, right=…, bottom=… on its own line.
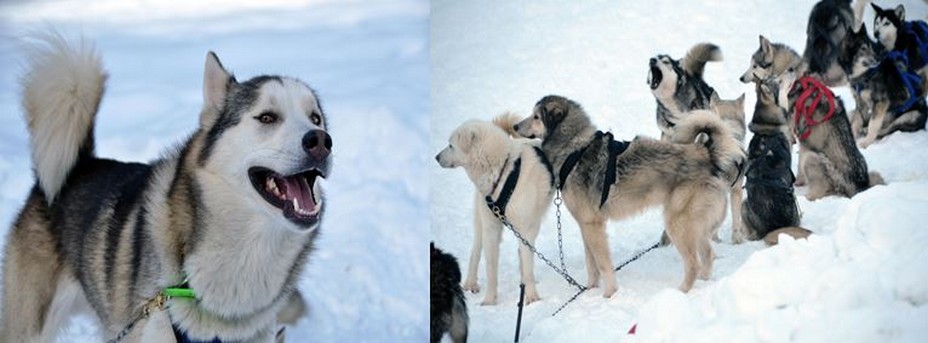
left=164, top=281, right=196, bottom=299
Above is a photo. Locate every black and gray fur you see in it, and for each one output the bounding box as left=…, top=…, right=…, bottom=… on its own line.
left=648, top=43, right=722, bottom=140
left=742, top=78, right=808, bottom=244
left=843, top=21, right=928, bottom=145
left=430, top=243, right=468, bottom=343
left=1, top=33, right=329, bottom=342
left=802, top=0, right=856, bottom=86
left=786, top=77, right=884, bottom=200
left=514, top=95, right=744, bottom=295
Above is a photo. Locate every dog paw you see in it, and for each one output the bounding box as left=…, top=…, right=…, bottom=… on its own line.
left=480, top=297, right=497, bottom=306
left=602, top=285, right=617, bottom=298
left=698, top=269, right=712, bottom=281
left=585, top=279, right=599, bottom=289
left=857, top=138, right=874, bottom=149
left=462, top=281, right=480, bottom=293
left=523, top=292, right=541, bottom=305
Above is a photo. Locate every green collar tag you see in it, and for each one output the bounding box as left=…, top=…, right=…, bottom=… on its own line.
left=163, top=285, right=195, bottom=299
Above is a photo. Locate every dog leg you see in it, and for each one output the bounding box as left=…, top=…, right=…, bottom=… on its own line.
left=463, top=205, right=484, bottom=293
left=697, top=237, right=714, bottom=281
left=794, top=144, right=807, bottom=187
left=728, top=179, right=745, bottom=244
left=1, top=207, right=62, bottom=343
left=581, top=237, right=600, bottom=289
left=858, top=102, right=888, bottom=149
left=802, top=153, right=830, bottom=201
left=877, top=107, right=927, bottom=137
left=579, top=220, right=616, bottom=298
left=517, top=217, right=542, bottom=304
left=481, top=220, right=502, bottom=305
left=850, top=107, right=866, bottom=138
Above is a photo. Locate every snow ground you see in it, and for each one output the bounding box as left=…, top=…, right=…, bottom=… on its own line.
left=431, top=0, right=928, bottom=342
left=0, top=0, right=428, bottom=341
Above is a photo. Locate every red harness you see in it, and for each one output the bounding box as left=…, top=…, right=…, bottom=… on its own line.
left=791, top=76, right=836, bottom=141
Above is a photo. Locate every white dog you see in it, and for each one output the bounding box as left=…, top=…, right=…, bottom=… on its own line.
left=435, top=114, right=554, bottom=305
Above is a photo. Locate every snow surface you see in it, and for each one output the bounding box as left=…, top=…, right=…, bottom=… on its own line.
left=431, top=0, right=928, bottom=342
left=0, top=0, right=428, bottom=341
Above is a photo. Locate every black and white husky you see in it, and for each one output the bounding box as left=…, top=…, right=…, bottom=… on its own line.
left=0, top=32, right=329, bottom=342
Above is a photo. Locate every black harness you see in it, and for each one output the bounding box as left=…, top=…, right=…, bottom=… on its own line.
left=172, top=324, right=222, bottom=343
left=556, top=131, right=630, bottom=207
left=485, top=156, right=522, bottom=216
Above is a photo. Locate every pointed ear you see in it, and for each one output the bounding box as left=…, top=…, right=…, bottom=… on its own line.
left=760, top=35, right=771, bottom=54
left=202, top=51, right=234, bottom=126
left=871, top=3, right=881, bottom=13
left=736, top=93, right=746, bottom=105
left=894, top=5, right=905, bottom=21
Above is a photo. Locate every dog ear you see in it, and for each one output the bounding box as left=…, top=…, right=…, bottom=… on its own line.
left=736, top=93, right=746, bottom=106
left=759, top=35, right=772, bottom=55
left=894, top=5, right=905, bottom=21
left=202, top=51, right=235, bottom=127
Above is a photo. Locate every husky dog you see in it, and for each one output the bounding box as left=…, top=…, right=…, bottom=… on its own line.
left=742, top=78, right=812, bottom=245
left=647, top=43, right=722, bottom=140
left=784, top=74, right=884, bottom=200
left=801, top=0, right=857, bottom=86
left=514, top=96, right=744, bottom=295
left=739, top=35, right=803, bottom=111
left=843, top=20, right=928, bottom=146
left=1, top=34, right=330, bottom=342
left=431, top=243, right=468, bottom=343
left=435, top=114, right=554, bottom=305
left=872, top=2, right=928, bottom=84
left=706, top=93, right=748, bottom=243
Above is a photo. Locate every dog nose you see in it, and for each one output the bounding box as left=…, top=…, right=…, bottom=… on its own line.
left=434, top=154, right=440, bottom=163
left=513, top=123, right=520, bottom=132
left=303, top=129, right=332, bottom=159
left=649, top=57, right=657, bottom=66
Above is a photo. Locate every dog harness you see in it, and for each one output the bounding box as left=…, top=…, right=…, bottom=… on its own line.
left=887, top=51, right=924, bottom=114
left=485, top=156, right=522, bottom=216
left=556, top=131, right=630, bottom=207
left=900, top=20, right=928, bottom=70
left=791, top=76, right=836, bottom=141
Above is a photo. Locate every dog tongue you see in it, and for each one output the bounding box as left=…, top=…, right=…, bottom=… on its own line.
left=280, top=175, right=315, bottom=213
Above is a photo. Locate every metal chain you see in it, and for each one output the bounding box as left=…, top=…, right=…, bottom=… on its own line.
left=554, top=189, right=567, bottom=273
left=613, top=241, right=660, bottom=272
left=489, top=203, right=586, bottom=293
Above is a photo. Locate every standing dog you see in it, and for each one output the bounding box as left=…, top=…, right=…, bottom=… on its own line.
left=648, top=43, right=723, bottom=140
left=784, top=74, right=884, bottom=200
left=435, top=114, right=554, bottom=305
left=514, top=96, right=743, bottom=295
left=743, top=78, right=811, bottom=245
left=1, top=33, right=329, bottom=342
left=431, top=243, right=468, bottom=343
left=708, top=93, right=748, bottom=244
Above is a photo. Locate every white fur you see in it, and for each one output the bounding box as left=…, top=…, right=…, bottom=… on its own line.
left=39, top=273, right=95, bottom=343
left=21, top=32, right=106, bottom=203
left=436, top=118, right=553, bottom=305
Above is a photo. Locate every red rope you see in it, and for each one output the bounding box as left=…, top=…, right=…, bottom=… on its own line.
left=791, top=76, right=836, bottom=141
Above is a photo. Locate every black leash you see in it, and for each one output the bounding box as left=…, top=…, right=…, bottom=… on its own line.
left=485, top=157, right=522, bottom=216
left=514, top=283, right=526, bottom=343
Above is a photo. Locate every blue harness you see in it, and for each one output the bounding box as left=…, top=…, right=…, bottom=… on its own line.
left=886, top=51, right=924, bottom=114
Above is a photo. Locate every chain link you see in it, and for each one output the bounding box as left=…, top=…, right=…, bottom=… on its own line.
left=489, top=203, right=586, bottom=293
left=554, top=189, right=567, bottom=273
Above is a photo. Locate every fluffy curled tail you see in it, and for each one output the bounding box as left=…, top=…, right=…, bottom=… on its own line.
left=492, top=112, right=521, bottom=138
left=21, top=32, right=106, bottom=203
left=682, top=42, right=722, bottom=78
left=673, top=110, right=746, bottom=183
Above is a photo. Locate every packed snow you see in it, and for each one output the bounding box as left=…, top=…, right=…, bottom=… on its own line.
left=431, top=0, right=928, bottom=342
left=0, top=0, right=428, bottom=341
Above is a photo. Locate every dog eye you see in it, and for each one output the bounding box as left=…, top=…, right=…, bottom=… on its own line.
left=255, top=112, right=278, bottom=124
left=310, top=112, right=322, bottom=125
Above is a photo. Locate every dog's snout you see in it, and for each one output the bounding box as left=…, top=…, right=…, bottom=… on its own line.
left=649, top=57, right=657, bottom=66
left=303, top=129, right=332, bottom=159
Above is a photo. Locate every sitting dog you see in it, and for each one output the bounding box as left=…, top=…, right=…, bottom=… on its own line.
left=431, top=243, right=468, bottom=343
left=435, top=114, right=554, bottom=305
left=743, top=78, right=811, bottom=245
left=783, top=74, right=885, bottom=200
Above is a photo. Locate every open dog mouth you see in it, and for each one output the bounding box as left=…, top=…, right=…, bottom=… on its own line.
left=648, top=59, right=663, bottom=90
left=248, top=167, right=324, bottom=227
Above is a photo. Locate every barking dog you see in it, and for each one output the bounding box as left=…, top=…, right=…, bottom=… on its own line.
left=431, top=243, right=468, bottom=343
left=435, top=114, right=554, bottom=305
left=648, top=43, right=723, bottom=140
left=514, top=96, right=743, bottom=295
left=1, top=33, right=329, bottom=342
